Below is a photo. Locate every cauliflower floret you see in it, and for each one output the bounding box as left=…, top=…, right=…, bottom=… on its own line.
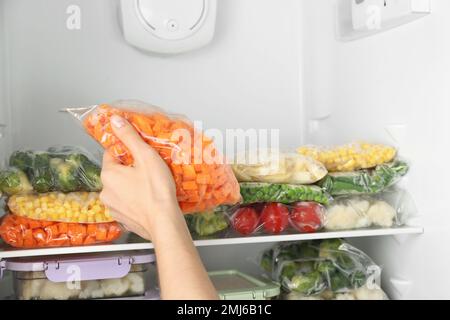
left=100, top=278, right=130, bottom=297
left=79, top=280, right=105, bottom=299
left=348, top=199, right=370, bottom=213
left=367, top=201, right=395, bottom=228
left=19, top=279, right=46, bottom=300
left=39, top=281, right=81, bottom=300
left=126, top=273, right=145, bottom=294
left=334, top=292, right=356, bottom=300
left=354, top=285, right=387, bottom=300
left=325, top=204, right=361, bottom=230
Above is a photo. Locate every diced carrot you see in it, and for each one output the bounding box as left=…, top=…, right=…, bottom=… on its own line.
left=198, top=184, right=207, bottom=198
left=106, top=225, right=121, bottom=242
left=44, top=225, right=59, bottom=238
left=83, top=236, right=96, bottom=245
left=182, top=165, right=197, bottom=181
left=171, top=164, right=184, bottom=175
left=196, top=174, right=211, bottom=185
left=182, top=181, right=198, bottom=191
left=23, top=235, right=36, bottom=248
left=32, top=229, right=47, bottom=245
left=70, top=234, right=84, bottom=246
left=185, top=191, right=200, bottom=203
left=95, top=226, right=108, bottom=241
left=57, top=223, right=68, bottom=234
left=87, top=224, right=98, bottom=237
left=28, top=219, right=42, bottom=229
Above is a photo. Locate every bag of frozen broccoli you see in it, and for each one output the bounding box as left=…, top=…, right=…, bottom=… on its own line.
left=319, top=160, right=409, bottom=196
left=240, top=182, right=331, bottom=205
left=1, top=146, right=102, bottom=195
left=185, top=208, right=229, bottom=238
left=260, top=239, right=388, bottom=300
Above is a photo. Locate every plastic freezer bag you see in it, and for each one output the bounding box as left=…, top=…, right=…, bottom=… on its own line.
left=232, top=150, right=328, bottom=185
left=297, top=142, right=397, bottom=172
left=66, top=101, right=241, bottom=213
left=239, top=182, right=331, bottom=205
left=260, top=239, right=388, bottom=300
left=319, top=160, right=409, bottom=196
left=2, top=147, right=102, bottom=195
left=8, top=192, right=113, bottom=223
left=229, top=202, right=325, bottom=236
left=323, top=189, right=414, bottom=231
left=0, top=215, right=122, bottom=248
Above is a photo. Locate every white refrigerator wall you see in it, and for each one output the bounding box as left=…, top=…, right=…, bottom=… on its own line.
left=300, top=0, right=450, bottom=299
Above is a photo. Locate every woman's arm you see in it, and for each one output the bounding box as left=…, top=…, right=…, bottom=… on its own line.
left=100, top=115, right=218, bottom=300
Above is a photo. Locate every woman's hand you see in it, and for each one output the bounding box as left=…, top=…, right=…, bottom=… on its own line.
left=99, top=115, right=181, bottom=240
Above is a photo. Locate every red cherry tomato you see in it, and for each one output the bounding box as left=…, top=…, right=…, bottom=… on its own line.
left=290, top=202, right=323, bottom=233
left=232, top=207, right=259, bottom=235
left=260, top=203, right=290, bottom=234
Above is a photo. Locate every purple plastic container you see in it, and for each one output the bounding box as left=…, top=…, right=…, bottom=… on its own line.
left=1, top=252, right=156, bottom=300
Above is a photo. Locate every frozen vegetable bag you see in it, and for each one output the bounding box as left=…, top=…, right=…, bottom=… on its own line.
left=66, top=101, right=241, bottom=213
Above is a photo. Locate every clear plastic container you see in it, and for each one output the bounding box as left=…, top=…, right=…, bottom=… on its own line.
left=2, top=252, right=154, bottom=300
left=209, top=270, right=280, bottom=300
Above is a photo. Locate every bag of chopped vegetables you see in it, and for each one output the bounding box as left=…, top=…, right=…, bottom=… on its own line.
left=319, top=160, right=409, bottom=196
left=2, top=146, right=102, bottom=195
left=297, top=142, right=397, bottom=172
left=65, top=100, right=241, bottom=214
left=260, top=239, right=388, bottom=300
left=323, top=189, right=415, bottom=231
left=0, top=214, right=122, bottom=248
left=232, top=150, right=327, bottom=185
left=185, top=208, right=229, bottom=238
left=240, top=182, right=331, bottom=205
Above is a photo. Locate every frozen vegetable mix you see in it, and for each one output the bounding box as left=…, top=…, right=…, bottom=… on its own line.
left=0, top=215, right=122, bottom=248
left=297, top=142, right=397, bottom=172
left=239, top=182, right=331, bottom=205
left=260, top=239, right=388, bottom=300
left=4, top=147, right=102, bottom=194
left=319, top=160, right=409, bottom=196
left=232, top=150, right=327, bottom=184
left=8, top=192, right=113, bottom=223
left=67, top=100, right=241, bottom=213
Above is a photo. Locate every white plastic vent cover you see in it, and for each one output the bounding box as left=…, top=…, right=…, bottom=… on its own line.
left=120, top=0, right=217, bottom=54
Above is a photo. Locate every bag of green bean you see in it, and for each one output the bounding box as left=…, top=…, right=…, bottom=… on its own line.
left=240, top=182, right=331, bottom=205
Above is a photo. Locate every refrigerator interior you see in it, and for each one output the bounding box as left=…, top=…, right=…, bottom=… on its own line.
left=0, top=0, right=448, bottom=299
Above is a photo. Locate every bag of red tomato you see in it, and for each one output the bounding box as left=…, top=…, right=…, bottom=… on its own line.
left=230, top=202, right=325, bottom=236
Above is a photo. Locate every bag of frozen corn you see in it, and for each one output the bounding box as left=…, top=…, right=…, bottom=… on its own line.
left=66, top=100, right=241, bottom=214
left=232, top=150, right=327, bottom=185
left=297, top=142, right=397, bottom=172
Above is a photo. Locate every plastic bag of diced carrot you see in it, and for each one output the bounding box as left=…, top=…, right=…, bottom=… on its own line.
left=0, top=214, right=122, bottom=248
left=66, top=100, right=241, bottom=213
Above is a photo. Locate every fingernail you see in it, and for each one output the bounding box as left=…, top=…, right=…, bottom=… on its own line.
left=111, top=115, right=126, bottom=128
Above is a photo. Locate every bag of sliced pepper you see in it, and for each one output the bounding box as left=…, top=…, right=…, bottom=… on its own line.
left=65, top=100, right=241, bottom=214
left=0, top=214, right=122, bottom=248
left=260, top=239, right=388, bottom=300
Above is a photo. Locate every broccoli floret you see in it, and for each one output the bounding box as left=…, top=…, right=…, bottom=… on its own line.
left=9, top=151, right=34, bottom=173
left=67, top=153, right=102, bottom=191
left=32, top=153, right=54, bottom=192
left=349, top=270, right=367, bottom=288
left=50, top=158, right=79, bottom=192
left=0, top=168, right=33, bottom=195
left=290, top=271, right=325, bottom=295
left=280, top=261, right=298, bottom=280
left=190, top=211, right=229, bottom=237
left=329, top=271, right=351, bottom=292
left=318, top=239, right=345, bottom=259
left=316, top=260, right=337, bottom=275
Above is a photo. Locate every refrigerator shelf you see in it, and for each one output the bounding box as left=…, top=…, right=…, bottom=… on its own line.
left=0, top=226, right=423, bottom=259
